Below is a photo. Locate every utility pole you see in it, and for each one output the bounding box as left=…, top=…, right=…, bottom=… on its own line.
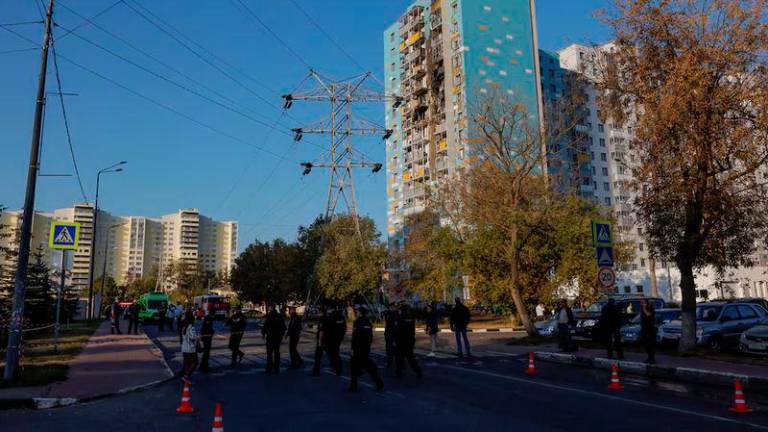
left=54, top=249, right=67, bottom=354
left=4, top=0, right=54, bottom=381
left=283, top=70, right=400, bottom=235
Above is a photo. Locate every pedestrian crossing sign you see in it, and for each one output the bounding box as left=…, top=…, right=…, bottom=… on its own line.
left=591, top=220, right=613, bottom=247
left=49, top=221, right=80, bottom=250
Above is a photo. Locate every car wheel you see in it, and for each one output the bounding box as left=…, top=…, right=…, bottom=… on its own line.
left=708, top=335, right=722, bottom=353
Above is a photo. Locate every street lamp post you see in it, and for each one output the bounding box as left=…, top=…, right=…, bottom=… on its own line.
left=86, top=161, right=126, bottom=320
left=99, top=222, right=127, bottom=307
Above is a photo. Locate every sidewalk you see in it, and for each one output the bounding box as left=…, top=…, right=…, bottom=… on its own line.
left=0, top=321, right=173, bottom=409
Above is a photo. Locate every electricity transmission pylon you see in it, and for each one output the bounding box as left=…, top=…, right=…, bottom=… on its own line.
left=283, top=70, right=402, bottom=235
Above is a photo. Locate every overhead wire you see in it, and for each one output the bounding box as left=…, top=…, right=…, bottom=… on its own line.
left=50, top=35, right=89, bottom=202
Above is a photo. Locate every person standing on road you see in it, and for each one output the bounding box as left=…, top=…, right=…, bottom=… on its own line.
left=450, top=297, right=471, bottom=358
left=395, top=304, right=422, bottom=379
left=287, top=306, right=304, bottom=369
left=166, top=303, right=176, bottom=332
left=227, top=307, right=247, bottom=366
left=311, top=306, right=331, bottom=376
left=110, top=299, right=122, bottom=335
left=329, top=305, right=347, bottom=376
left=199, top=311, right=215, bottom=373
left=425, top=304, right=439, bottom=357
left=176, top=305, right=185, bottom=344
left=179, top=310, right=199, bottom=384
left=639, top=298, right=656, bottom=364
left=127, top=300, right=140, bottom=335
left=262, top=305, right=286, bottom=374
left=384, top=303, right=398, bottom=366
left=556, top=299, right=576, bottom=352
left=601, top=298, right=625, bottom=360
left=349, top=307, right=384, bottom=392
left=158, top=303, right=167, bottom=332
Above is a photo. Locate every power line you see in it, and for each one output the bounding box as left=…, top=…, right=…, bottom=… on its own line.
left=0, top=20, right=44, bottom=26
left=0, top=47, right=38, bottom=54
left=50, top=36, right=89, bottom=202
left=55, top=52, right=290, bottom=160
left=231, top=0, right=313, bottom=70
left=56, top=0, right=123, bottom=41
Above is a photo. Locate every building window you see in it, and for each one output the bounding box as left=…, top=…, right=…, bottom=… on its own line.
left=600, top=153, right=607, bottom=161
left=604, top=197, right=611, bottom=206
left=639, top=243, right=644, bottom=251
left=603, top=182, right=610, bottom=191
left=640, top=258, right=646, bottom=267
left=599, top=138, right=605, bottom=147
left=598, top=124, right=604, bottom=132
left=636, top=285, right=644, bottom=293
left=602, top=167, right=608, bottom=176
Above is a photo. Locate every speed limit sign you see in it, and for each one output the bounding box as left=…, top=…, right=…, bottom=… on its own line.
left=597, top=267, right=616, bottom=288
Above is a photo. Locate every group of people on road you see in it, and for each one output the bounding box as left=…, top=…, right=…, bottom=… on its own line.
left=556, top=297, right=657, bottom=364
left=106, top=299, right=184, bottom=336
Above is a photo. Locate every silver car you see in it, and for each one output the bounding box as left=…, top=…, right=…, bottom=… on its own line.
left=658, top=302, right=767, bottom=351
left=740, top=325, right=768, bottom=354
left=621, top=308, right=681, bottom=343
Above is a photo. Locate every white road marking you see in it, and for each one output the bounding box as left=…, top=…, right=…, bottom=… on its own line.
left=436, top=365, right=768, bottom=430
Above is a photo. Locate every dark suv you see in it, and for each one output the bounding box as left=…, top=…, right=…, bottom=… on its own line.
left=574, top=296, right=666, bottom=339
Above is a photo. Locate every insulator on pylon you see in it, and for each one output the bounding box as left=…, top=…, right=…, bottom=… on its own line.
left=292, top=128, right=303, bottom=142
left=282, top=94, right=294, bottom=110
left=372, top=163, right=383, bottom=173
left=301, top=162, right=313, bottom=175
left=383, top=129, right=393, bottom=140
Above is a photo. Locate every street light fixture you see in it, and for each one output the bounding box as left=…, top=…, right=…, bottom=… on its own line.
left=86, top=161, right=127, bottom=320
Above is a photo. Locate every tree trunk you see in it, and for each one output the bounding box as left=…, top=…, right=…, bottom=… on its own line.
left=509, top=252, right=536, bottom=336
left=677, top=259, right=697, bottom=352
left=649, top=258, right=658, bottom=297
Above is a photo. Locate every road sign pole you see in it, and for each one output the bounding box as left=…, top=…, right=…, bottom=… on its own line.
left=54, top=249, right=66, bottom=354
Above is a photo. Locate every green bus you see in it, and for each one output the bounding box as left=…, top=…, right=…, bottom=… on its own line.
left=137, top=292, right=169, bottom=323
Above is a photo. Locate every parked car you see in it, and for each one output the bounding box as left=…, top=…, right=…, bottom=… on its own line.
left=620, top=308, right=681, bottom=344
left=536, top=318, right=559, bottom=337
left=658, top=302, right=767, bottom=351
left=740, top=324, right=768, bottom=354
left=574, top=296, right=666, bottom=339
left=711, top=298, right=768, bottom=313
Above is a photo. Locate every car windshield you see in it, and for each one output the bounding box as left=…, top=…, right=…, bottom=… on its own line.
left=696, top=306, right=722, bottom=321
left=586, top=302, right=605, bottom=313
left=148, top=300, right=167, bottom=310
left=659, top=310, right=681, bottom=322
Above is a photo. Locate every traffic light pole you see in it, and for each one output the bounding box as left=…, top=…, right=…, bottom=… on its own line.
left=4, top=0, right=54, bottom=381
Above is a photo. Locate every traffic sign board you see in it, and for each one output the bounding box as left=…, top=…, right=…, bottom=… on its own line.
left=592, top=220, right=613, bottom=247
left=596, top=246, right=614, bottom=267
left=597, top=266, right=616, bottom=288
left=49, top=221, right=80, bottom=250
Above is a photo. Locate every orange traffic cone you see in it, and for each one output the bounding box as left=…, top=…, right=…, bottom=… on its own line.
left=607, top=363, right=623, bottom=390
left=212, top=402, right=224, bottom=431
left=176, top=382, right=195, bottom=413
left=729, top=379, right=753, bottom=413
left=525, top=352, right=537, bottom=375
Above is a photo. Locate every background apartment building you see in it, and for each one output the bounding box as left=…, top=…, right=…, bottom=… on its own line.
left=0, top=206, right=238, bottom=292
left=384, top=0, right=543, bottom=251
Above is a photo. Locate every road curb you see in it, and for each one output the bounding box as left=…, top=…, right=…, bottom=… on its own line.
left=0, top=331, right=177, bottom=411
left=533, top=351, right=768, bottom=394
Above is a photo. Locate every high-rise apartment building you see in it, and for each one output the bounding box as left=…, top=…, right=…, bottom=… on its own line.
left=384, top=0, right=543, bottom=250
left=0, top=206, right=238, bottom=291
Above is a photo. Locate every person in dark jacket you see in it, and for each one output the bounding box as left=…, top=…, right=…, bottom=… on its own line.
left=556, top=299, right=576, bottom=352
left=349, top=307, right=384, bottom=392
left=287, top=306, right=304, bottom=369
left=311, top=306, right=330, bottom=376
left=600, top=298, right=625, bottom=360
left=199, top=311, right=215, bottom=373
left=450, top=297, right=471, bottom=357
left=328, top=306, right=347, bottom=376
left=395, top=304, right=422, bottom=379
left=158, top=304, right=167, bottom=332
left=639, top=298, right=656, bottom=364
left=127, top=301, right=140, bottom=335
left=226, top=307, right=247, bottom=366
left=383, top=303, right=398, bottom=366
left=110, top=299, right=122, bottom=335
left=425, top=304, right=439, bottom=357
left=262, top=305, right=286, bottom=374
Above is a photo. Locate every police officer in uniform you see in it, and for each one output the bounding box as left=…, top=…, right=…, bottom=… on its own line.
left=262, top=305, right=286, bottom=374
left=311, top=306, right=330, bottom=376
left=383, top=303, right=398, bottom=366
left=349, top=307, right=384, bottom=392
left=395, top=304, right=422, bottom=379
left=226, top=307, right=247, bottom=366
left=287, top=306, right=304, bottom=369
left=199, top=311, right=215, bottom=373
left=328, top=305, right=347, bottom=376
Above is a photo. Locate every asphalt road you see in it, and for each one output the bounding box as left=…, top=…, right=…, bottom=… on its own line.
left=4, top=320, right=768, bottom=431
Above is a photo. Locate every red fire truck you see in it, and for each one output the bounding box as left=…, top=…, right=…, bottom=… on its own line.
left=193, top=294, right=230, bottom=320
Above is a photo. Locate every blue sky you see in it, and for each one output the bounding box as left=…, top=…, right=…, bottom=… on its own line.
left=0, top=0, right=610, bottom=250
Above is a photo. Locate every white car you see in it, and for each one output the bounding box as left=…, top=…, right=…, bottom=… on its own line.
left=740, top=325, right=768, bottom=354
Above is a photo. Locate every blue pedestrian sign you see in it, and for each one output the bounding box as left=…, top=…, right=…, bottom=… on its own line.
left=49, top=221, right=80, bottom=250
left=596, top=246, right=614, bottom=267
left=591, top=220, right=613, bottom=247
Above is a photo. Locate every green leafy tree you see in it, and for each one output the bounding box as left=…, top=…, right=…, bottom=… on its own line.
left=24, top=249, right=55, bottom=325
left=230, top=239, right=307, bottom=306
left=315, top=215, right=386, bottom=302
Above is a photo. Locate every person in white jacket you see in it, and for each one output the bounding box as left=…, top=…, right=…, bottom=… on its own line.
left=179, top=310, right=199, bottom=384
